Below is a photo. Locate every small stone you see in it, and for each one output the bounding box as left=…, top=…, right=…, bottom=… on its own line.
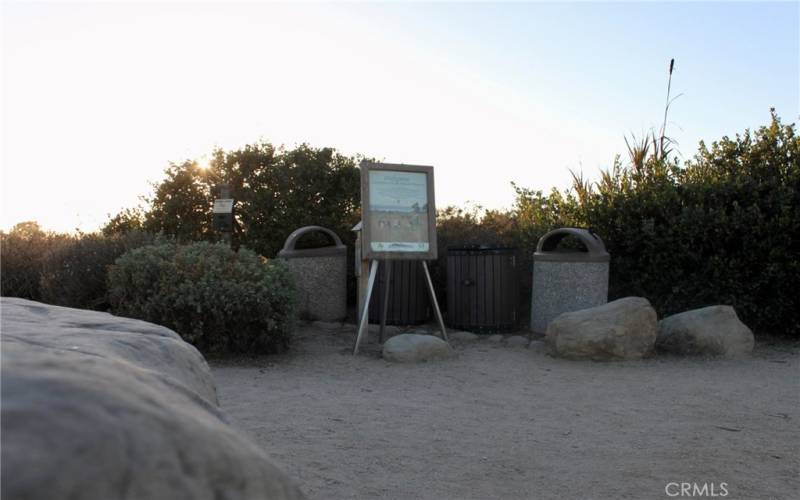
left=450, top=331, right=479, bottom=342
left=506, top=336, right=529, bottom=348
left=486, top=334, right=504, bottom=343
left=382, top=334, right=453, bottom=363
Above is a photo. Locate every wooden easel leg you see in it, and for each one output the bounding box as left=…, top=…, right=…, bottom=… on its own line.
left=353, top=260, right=379, bottom=355
left=356, top=259, right=369, bottom=322
left=379, top=260, right=392, bottom=343
left=421, top=260, right=449, bottom=343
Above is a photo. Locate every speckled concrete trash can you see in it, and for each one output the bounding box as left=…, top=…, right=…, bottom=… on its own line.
left=278, top=226, right=347, bottom=321
left=530, top=228, right=610, bottom=334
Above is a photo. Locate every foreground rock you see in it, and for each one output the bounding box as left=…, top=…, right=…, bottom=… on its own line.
left=656, top=305, right=754, bottom=357
left=546, top=297, right=657, bottom=361
left=1, top=298, right=305, bottom=500
left=382, top=333, right=452, bottom=362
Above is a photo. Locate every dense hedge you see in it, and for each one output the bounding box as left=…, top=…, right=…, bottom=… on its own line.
left=6, top=112, right=796, bottom=339
left=39, top=232, right=155, bottom=310
left=0, top=224, right=152, bottom=309
left=1, top=222, right=68, bottom=301
left=105, top=143, right=363, bottom=257
left=107, top=242, right=296, bottom=354
left=479, top=111, right=798, bottom=337
left=579, top=111, right=799, bottom=336
left=104, top=143, right=363, bottom=304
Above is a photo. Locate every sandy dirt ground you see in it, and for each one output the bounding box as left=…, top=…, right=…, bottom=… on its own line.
left=211, top=324, right=799, bottom=500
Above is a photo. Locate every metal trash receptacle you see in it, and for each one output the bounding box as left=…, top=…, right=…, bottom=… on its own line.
left=447, top=246, right=519, bottom=333
left=278, top=226, right=347, bottom=321
left=530, top=228, right=609, bottom=334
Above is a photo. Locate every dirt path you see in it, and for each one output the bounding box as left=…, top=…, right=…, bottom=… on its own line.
left=211, top=325, right=799, bottom=500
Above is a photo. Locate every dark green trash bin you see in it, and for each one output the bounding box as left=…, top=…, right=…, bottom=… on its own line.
left=368, top=260, right=431, bottom=325
left=446, top=246, right=519, bottom=333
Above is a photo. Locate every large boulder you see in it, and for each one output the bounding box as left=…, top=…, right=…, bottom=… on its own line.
left=0, top=298, right=305, bottom=500
left=382, top=333, right=452, bottom=363
left=656, top=305, right=754, bottom=357
left=546, top=297, right=657, bottom=361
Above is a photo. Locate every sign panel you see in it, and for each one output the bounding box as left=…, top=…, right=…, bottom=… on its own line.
left=361, top=161, right=437, bottom=260
left=213, top=199, right=234, bottom=214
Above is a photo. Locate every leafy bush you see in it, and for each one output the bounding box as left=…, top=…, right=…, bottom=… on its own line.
left=1, top=222, right=70, bottom=301
left=108, top=143, right=363, bottom=258
left=580, top=111, right=799, bottom=336
left=512, top=110, right=799, bottom=337
left=101, top=113, right=797, bottom=337
left=436, top=112, right=797, bottom=337
left=432, top=205, right=519, bottom=307
left=108, top=242, right=296, bottom=354
left=39, top=231, right=155, bottom=310
left=432, top=191, right=585, bottom=323
left=105, top=143, right=363, bottom=305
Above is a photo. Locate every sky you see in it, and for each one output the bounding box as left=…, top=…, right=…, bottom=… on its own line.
left=2, top=1, right=798, bottom=233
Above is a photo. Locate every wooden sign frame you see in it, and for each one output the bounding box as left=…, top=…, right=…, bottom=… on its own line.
left=360, top=161, right=438, bottom=261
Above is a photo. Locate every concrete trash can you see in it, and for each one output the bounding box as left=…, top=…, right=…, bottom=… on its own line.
left=277, top=226, right=347, bottom=321
left=530, top=228, right=609, bottom=334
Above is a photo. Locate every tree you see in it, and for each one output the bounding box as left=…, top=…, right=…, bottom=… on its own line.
left=220, top=143, right=361, bottom=256
left=102, top=207, right=146, bottom=236
left=122, top=143, right=363, bottom=257
left=0, top=221, right=68, bottom=300
left=8, top=221, right=45, bottom=239
left=142, top=160, right=214, bottom=242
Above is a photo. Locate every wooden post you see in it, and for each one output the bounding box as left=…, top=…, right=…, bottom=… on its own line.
left=353, top=260, right=379, bottom=355
left=422, top=260, right=449, bottom=342
left=353, top=223, right=369, bottom=322
left=379, top=261, right=392, bottom=343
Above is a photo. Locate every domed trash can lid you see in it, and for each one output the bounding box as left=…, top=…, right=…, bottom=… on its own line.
left=277, top=226, right=347, bottom=258
left=534, top=228, right=609, bottom=262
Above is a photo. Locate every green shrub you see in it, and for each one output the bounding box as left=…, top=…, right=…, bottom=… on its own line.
left=106, top=143, right=363, bottom=305
left=432, top=205, right=519, bottom=308
left=108, top=241, right=296, bottom=354
left=101, top=114, right=797, bottom=337
left=117, top=143, right=363, bottom=257
left=580, top=111, right=799, bottom=336
left=511, top=110, right=799, bottom=337
left=449, top=112, right=798, bottom=337
left=1, top=223, right=154, bottom=309
left=39, top=231, right=154, bottom=310
left=1, top=222, right=70, bottom=301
